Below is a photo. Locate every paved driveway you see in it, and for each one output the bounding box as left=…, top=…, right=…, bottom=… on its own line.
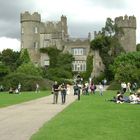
left=0, top=91, right=77, bottom=140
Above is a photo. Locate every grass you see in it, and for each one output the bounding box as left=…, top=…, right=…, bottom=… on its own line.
left=30, top=90, right=140, bottom=140
left=0, top=91, right=50, bottom=108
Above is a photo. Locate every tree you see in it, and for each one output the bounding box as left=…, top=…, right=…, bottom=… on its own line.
left=114, top=64, right=140, bottom=83
left=40, top=47, right=74, bottom=82
left=102, top=18, right=115, bottom=36
left=19, top=48, right=30, bottom=64
left=81, top=55, right=93, bottom=81
left=136, top=44, right=140, bottom=51
left=16, top=62, right=42, bottom=77
left=0, top=63, right=10, bottom=79
left=110, top=52, right=140, bottom=83
left=40, top=47, right=61, bottom=67
left=90, top=17, right=124, bottom=81
left=1, top=49, right=20, bottom=71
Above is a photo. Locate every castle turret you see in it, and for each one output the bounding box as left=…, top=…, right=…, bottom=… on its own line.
left=61, top=15, right=68, bottom=41
left=115, top=15, right=136, bottom=52
left=20, top=11, right=41, bottom=65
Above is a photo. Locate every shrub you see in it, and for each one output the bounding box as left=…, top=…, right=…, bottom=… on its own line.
left=2, top=73, right=53, bottom=91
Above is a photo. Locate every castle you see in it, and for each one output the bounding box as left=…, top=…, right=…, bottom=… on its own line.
left=20, top=12, right=136, bottom=77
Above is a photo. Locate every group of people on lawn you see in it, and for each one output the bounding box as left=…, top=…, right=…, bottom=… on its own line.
left=9, top=83, right=21, bottom=94
left=114, top=90, right=140, bottom=104
left=8, top=83, right=40, bottom=94
left=111, top=82, right=140, bottom=104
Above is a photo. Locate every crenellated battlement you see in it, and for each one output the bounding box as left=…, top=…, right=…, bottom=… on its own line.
left=61, top=15, right=67, bottom=20
left=20, top=11, right=41, bottom=23
left=115, top=15, right=136, bottom=29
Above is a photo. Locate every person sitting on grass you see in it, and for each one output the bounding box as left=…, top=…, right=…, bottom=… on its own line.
left=108, top=91, right=123, bottom=103
left=15, top=88, right=19, bottom=94
left=116, top=91, right=124, bottom=104
left=129, top=92, right=139, bottom=104
left=9, top=87, right=14, bottom=94
left=136, top=92, right=140, bottom=103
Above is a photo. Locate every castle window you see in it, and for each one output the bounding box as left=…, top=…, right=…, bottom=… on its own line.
left=71, top=48, right=85, bottom=56
left=34, top=27, right=38, bottom=34
left=44, top=60, right=50, bottom=66
left=72, top=61, right=86, bottom=72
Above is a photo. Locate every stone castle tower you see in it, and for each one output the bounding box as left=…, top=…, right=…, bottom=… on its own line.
left=115, top=15, right=136, bottom=52
left=20, top=11, right=68, bottom=65
left=20, top=12, right=41, bottom=64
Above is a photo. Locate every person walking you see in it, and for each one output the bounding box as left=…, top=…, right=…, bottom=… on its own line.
left=74, top=83, right=81, bottom=100
left=60, top=83, right=67, bottom=104
left=52, top=81, right=60, bottom=104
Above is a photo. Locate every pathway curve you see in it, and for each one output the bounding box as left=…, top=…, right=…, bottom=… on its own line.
left=0, top=89, right=77, bottom=140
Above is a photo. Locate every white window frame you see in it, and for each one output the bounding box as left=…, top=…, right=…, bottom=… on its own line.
left=72, top=61, right=86, bottom=71
left=72, top=48, right=84, bottom=56
left=44, top=60, right=50, bottom=66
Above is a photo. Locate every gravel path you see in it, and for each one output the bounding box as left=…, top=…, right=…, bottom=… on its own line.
left=0, top=91, right=77, bottom=140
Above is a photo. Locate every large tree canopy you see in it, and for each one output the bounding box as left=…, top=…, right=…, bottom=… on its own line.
left=110, top=52, right=140, bottom=83
left=1, top=49, right=20, bottom=71
left=16, top=62, right=42, bottom=77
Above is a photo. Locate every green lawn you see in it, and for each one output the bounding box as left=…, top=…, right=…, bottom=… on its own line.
left=0, top=91, right=50, bottom=108
left=31, top=90, right=140, bottom=140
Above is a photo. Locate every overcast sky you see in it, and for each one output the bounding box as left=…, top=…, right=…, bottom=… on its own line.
left=0, top=0, right=139, bottom=52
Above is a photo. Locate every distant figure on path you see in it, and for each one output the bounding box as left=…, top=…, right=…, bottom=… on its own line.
left=73, top=83, right=81, bottom=100
left=52, top=81, right=60, bottom=104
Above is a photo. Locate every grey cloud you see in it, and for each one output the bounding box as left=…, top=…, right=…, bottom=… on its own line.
left=88, top=0, right=128, bottom=9
left=0, top=0, right=129, bottom=39
left=0, top=20, right=20, bottom=38
left=0, top=0, right=36, bottom=38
